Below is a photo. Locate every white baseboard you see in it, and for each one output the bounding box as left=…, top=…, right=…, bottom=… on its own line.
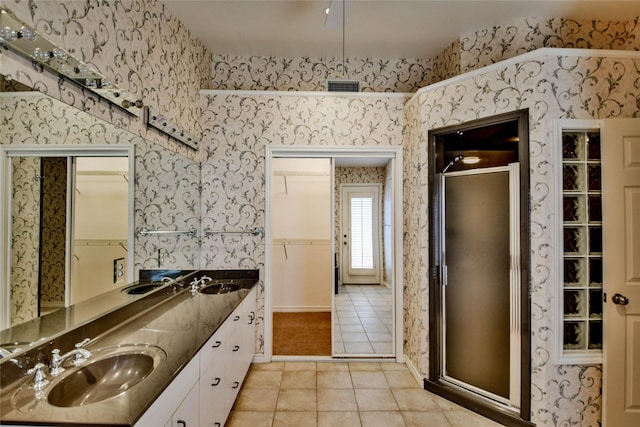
left=405, top=357, right=425, bottom=387
left=273, top=306, right=331, bottom=312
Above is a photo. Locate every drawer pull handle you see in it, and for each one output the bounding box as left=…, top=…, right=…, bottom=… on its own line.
left=249, top=312, right=255, bottom=324
left=233, top=345, right=240, bottom=352
left=211, top=377, right=221, bottom=386
left=212, top=341, right=222, bottom=348
left=215, top=424, right=221, bottom=427
left=177, top=421, right=186, bottom=427
left=234, top=315, right=240, bottom=321
left=232, top=381, right=240, bottom=389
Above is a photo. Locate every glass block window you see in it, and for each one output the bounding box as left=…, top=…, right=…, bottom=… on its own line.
left=561, top=130, right=603, bottom=352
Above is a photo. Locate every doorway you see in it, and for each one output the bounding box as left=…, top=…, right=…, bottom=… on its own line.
left=264, top=146, right=404, bottom=362
left=426, top=110, right=532, bottom=426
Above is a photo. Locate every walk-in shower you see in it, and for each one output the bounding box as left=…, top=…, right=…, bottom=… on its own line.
left=426, top=110, right=532, bottom=426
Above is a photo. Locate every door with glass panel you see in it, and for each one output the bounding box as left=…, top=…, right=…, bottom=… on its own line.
left=340, top=185, right=381, bottom=284
left=439, top=165, right=521, bottom=409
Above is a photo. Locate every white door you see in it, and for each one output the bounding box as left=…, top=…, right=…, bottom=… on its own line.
left=340, top=185, right=381, bottom=284
left=602, top=118, right=640, bottom=426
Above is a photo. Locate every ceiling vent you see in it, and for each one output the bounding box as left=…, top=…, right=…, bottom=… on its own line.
left=327, top=80, right=361, bottom=93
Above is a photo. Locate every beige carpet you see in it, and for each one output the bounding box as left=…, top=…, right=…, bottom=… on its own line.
left=273, top=312, right=331, bottom=356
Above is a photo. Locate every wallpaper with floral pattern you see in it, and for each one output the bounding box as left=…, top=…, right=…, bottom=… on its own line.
left=9, top=156, right=40, bottom=326
left=211, top=54, right=433, bottom=93
left=39, top=158, right=67, bottom=306
left=3, top=0, right=211, bottom=160
left=200, top=93, right=408, bottom=354
left=1, top=93, right=201, bottom=324
left=405, top=51, right=640, bottom=426
left=433, top=16, right=639, bottom=82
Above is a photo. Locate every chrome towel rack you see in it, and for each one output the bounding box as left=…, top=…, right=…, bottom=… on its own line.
left=204, top=227, right=261, bottom=237
left=138, top=227, right=197, bottom=237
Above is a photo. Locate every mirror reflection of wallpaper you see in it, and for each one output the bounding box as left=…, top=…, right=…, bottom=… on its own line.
left=39, top=158, right=67, bottom=307
left=1, top=93, right=201, bottom=281
left=10, top=157, right=40, bottom=326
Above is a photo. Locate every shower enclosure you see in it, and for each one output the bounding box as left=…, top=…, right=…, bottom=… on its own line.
left=426, top=110, right=532, bottom=426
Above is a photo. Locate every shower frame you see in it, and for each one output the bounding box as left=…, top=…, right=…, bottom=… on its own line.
left=425, top=110, right=533, bottom=426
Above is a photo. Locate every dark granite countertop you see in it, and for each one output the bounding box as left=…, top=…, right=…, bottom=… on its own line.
left=0, top=269, right=258, bottom=426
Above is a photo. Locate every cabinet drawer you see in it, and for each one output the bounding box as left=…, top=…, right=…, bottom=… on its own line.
left=200, top=326, right=225, bottom=374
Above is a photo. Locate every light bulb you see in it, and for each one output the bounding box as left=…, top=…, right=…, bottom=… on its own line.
left=33, top=47, right=51, bottom=61
left=51, top=48, right=67, bottom=60
left=85, top=78, right=97, bottom=87
left=17, top=26, right=37, bottom=42
left=0, top=26, right=17, bottom=42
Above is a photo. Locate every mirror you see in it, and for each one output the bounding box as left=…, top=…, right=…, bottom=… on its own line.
left=0, top=76, right=201, bottom=345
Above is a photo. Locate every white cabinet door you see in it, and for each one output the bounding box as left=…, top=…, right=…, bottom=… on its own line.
left=200, top=325, right=227, bottom=427
left=171, top=380, right=199, bottom=427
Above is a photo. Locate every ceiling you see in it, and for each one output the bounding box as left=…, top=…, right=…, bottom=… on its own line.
left=163, top=0, right=640, bottom=59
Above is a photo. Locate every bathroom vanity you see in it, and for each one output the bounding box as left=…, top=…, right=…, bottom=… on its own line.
left=0, top=269, right=258, bottom=426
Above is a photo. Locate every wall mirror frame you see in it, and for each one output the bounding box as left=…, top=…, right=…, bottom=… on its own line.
left=0, top=144, right=135, bottom=330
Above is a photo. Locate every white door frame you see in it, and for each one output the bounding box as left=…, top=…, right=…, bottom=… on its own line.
left=264, top=145, right=404, bottom=362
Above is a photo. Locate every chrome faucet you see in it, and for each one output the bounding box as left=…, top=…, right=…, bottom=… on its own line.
left=27, top=363, right=49, bottom=390
left=0, top=347, right=13, bottom=358
left=50, top=338, right=92, bottom=376
left=190, top=275, right=212, bottom=292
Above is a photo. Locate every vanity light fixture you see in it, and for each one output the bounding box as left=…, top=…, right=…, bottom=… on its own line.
left=0, top=7, right=143, bottom=116
left=146, top=107, right=199, bottom=150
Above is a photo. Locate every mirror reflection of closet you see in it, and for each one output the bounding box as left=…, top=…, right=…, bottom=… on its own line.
left=9, top=155, right=128, bottom=324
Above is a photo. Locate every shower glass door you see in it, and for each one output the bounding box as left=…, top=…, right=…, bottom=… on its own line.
left=440, top=164, right=521, bottom=408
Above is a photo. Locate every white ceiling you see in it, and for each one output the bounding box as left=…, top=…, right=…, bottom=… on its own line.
left=163, top=0, right=640, bottom=59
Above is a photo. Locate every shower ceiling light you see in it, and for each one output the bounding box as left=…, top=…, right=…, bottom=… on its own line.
left=462, top=156, right=481, bottom=164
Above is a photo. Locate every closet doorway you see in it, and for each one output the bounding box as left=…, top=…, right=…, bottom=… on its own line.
left=265, top=146, right=403, bottom=361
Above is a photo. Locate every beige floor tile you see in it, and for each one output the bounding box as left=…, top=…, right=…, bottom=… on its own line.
left=349, top=362, right=381, bottom=371
left=234, top=388, right=279, bottom=411
left=317, top=389, right=358, bottom=411
left=443, top=409, right=503, bottom=426
left=345, top=341, right=374, bottom=353
left=392, top=389, right=440, bottom=411
left=281, top=370, right=317, bottom=389
left=251, top=362, right=284, bottom=371
left=243, top=370, right=283, bottom=389
left=380, top=362, right=411, bottom=372
left=318, top=411, right=362, bottom=427
left=431, top=393, right=464, bottom=411
left=284, top=362, right=317, bottom=371
left=355, top=388, right=399, bottom=411
left=342, top=332, right=369, bottom=342
left=317, top=371, right=353, bottom=389
left=227, top=411, right=275, bottom=427
left=402, top=411, right=451, bottom=427
left=384, top=370, right=421, bottom=388
left=273, top=411, right=317, bottom=427
left=316, top=362, right=349, bottom=371
left=351, top=371, right=389, bottom=389
left=276, top=388, right=317, bottom=411
left=360, top=411, right=406, bottom=427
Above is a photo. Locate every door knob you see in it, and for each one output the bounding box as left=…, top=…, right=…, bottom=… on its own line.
left=612, top=293, right=629, bottom=306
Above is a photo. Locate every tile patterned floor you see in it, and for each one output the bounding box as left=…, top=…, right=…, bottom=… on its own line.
left=334, top=285, right=394, bottom=355
left=228, top=362, right=503, bottom=427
